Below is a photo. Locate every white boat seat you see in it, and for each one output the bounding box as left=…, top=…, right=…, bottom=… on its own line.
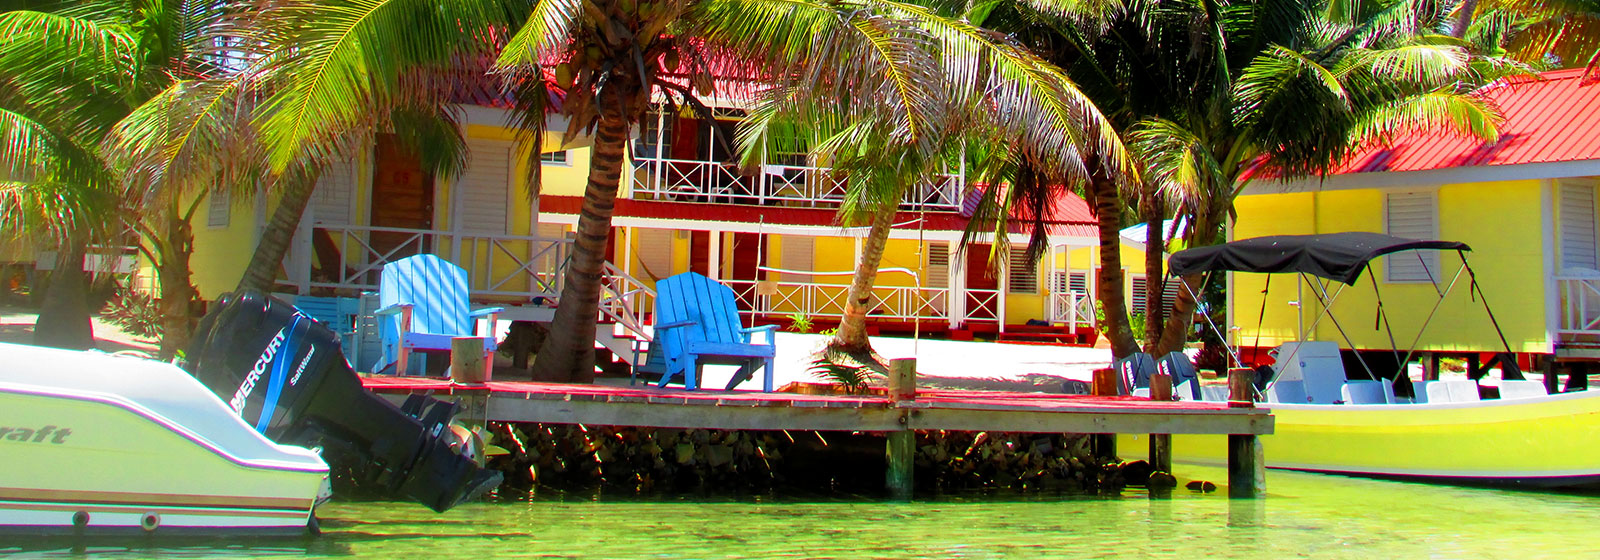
left=1498, top=379, right=1548, bottom=400
left=1425, top=380, right=1481, bottom=403
left=1267, top=379, right=1309, bottom=403
left=1342, top=379, right=1395, bottom=404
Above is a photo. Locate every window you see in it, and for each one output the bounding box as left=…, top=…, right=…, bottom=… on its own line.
left=780, top=236, right=814, bottom=282
left=1560, top=179, right=1599, bottom=271
left=457, top=140, right=511, bottom=235
left=207, top=189, right=229, bottom=228
left=926, top=243, right=949, bottom=289
left=540, top=150, right=569, bottom=165
left=636, top=109, right=674, bottom=158
left=310, top=161, right=355, bottom=225
left=1384, top=191, right=1440, bottom=282
left=1007, top=246, right=1038, bottom=294
left=1051, top=271, right=1089, bottom=294
left=1130, top=275, right=1148, bottom=315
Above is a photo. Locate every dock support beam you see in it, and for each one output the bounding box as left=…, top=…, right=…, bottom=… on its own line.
left=886, top=358, right=917, bottom=500
left=1090, top=368, right=1119, bottom=461
left=1148, top=373, right=1172, bottom=473
left=1228, top=369, right=1265, bottom=498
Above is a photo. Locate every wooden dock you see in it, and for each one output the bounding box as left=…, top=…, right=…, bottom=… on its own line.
left=361, top=376, right=1273, bottom=436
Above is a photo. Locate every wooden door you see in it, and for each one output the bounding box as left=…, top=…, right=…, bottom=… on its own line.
left=370, top=134, right=435, bottom=260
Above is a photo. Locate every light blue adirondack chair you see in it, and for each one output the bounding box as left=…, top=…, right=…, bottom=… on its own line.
left=374, top=254, right=502, bottom=375
left=652, top=272, right=778, bottom=391
left=289, top=295, right=363, bottom=368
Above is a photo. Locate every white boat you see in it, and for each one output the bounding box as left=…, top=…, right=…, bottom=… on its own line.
left=0, top=343, right=330, bottom=536
left=1119, top=233, right=1600, bottom=488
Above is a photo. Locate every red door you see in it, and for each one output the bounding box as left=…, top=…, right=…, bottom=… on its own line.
left=690, top=231, right=710, bottom=276
left=370, top=134, right=434, bottom=260
left=965, top=243, right=998, bottom=320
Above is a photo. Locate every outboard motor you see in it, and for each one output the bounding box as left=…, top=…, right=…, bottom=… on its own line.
left=184, top=291, right=502, bottom=513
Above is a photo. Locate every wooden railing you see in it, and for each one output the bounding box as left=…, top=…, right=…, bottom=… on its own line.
left=1049, top=290, right=1096, bottom=328
left=283, top=224, right=571, bottom=301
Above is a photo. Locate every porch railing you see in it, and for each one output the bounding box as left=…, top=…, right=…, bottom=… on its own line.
left=284, top=224, right=571, bottom=300
left=1557, top=276, right=1600, bottom=335
left=631, top=157, right=962, bottom=211
left=599, top=261, right=655, bottom=339
left=721, top=279, right=997, bottom=324
left=1048, top=290, right=1096, bottom=328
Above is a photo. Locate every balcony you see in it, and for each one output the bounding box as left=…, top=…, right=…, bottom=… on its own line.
left=630, top=157, right=963, bottom=212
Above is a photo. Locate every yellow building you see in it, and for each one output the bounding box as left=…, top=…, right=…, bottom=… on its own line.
left=1230, top=68, right=1600, bottom=369
left=191, top=97, right=1158, bottom=357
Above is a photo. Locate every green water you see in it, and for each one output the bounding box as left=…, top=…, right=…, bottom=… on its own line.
left=9, top=466, right=1599, bottom=559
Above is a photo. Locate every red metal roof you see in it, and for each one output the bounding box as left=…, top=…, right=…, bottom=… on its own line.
left=1333, top=68, right=1600, bottom=175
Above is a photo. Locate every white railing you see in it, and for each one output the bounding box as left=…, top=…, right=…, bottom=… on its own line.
left=720, top=279, right=998, bottom=323
left=965, top=289, right=1000, bottom=322
left=631, top=157, right=962, bottom=211
left=285, top=224, right=571, bottom=301
left=599, top=262, right=656, bottom=339
left=1049, top=290, right=1096, bottom=328
left=1557, top=276, right=1600, bottom=335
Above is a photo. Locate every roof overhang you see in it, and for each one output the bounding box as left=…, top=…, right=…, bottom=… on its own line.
left=1243, top=158, right=1600, bottom=195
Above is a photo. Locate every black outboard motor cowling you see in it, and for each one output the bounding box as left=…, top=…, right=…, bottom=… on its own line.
left=185, top=291, right=502, bottom=513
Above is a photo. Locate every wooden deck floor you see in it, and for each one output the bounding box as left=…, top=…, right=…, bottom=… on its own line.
left=362, top=376, right=1273, bottom=436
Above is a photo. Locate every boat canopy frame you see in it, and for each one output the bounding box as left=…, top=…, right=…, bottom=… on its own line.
left=1166, top=233, right=1515, bottom=397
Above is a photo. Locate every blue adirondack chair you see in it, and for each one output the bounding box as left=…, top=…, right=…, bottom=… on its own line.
left=289, top=295, right=363, bottom=368
left=652, top=272, right=778, bottom=391
left=374, top=254, right=502, bottom=375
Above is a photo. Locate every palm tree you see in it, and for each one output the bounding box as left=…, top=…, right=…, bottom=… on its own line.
left=733, top=0, right=1130, bottom=358
left=252, top=0, right=1129, bottom=382
left=0, top=2, right=263, bottom=358
left=981, top=0, right=1512, bottom=359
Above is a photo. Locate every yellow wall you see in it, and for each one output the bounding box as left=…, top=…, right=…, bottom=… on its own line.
left=1232, top=180, right=1549, bottom=353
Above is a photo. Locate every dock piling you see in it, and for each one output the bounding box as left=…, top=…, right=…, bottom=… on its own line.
left=1227, top=369, right=1265, bottom=498
left=886, top=358, right=917, bottom=500
left=1149, top=373, right=1172, bottom=474
left=1090, top=368, right=1118, bottom=461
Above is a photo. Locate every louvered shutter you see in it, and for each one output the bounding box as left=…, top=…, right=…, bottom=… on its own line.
left=635, top=228, right=674, bottom=282
left=1130, top=275, right=1148, bottom=315
left=457, top=140, right=511, bottom=235
left=926, top=242, right=949, bottom=289
left=207, top=190, right=229, bottom=228
left=781, top=236, right=814, bottom=282
left=1560, top=180, right=1600, bottom=271
left=1384, top=191, right=1439, bottom=282
left=1007, top=246, right=1038, bottom=293
left=311, top=161, right=356, bottom=225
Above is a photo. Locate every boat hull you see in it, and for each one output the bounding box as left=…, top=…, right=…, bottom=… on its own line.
left=0, top=345, right=329, bottom=536
left=1120, top=389, right=1600, bottom=488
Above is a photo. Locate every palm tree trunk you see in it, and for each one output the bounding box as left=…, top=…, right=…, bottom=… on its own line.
left=830, top=207, right=898, bottom=354
left=1142, top=205, right=1165, bottom=351
left=158, top=213, right=197, bottom=361
left=34, top=232, right=95, bottom=349
left=529, top=108, right=633, bottom=383
left=1155, top=219, right=1222, bottom=356
left=238, top=176, right=317, bottom=294
left=1088, top=174, right=1139, bottom=358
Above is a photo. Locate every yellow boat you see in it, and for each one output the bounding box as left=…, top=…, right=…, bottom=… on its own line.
left=1123, top=388, right=1600, bottom=488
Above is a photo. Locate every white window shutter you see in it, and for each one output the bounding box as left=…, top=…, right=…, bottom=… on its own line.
left=1007, top=246, right=1038, bottom=294
left=311, top=161, right=356, bottom=225
left=1130, top=275, right=1148, bottom=315
left=1384, top=191, right=1440, bottom=282
left=1560, top=179, right=1600, bottom=272
left=780, top=236, right=815, bottom=282
left=926, top=242, right=949, bottom=289
left=207, top=190, right=230, bottom=228
left=635, top=228, right=674, bottom=282
left=457, top=140, right=512, bottom=235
